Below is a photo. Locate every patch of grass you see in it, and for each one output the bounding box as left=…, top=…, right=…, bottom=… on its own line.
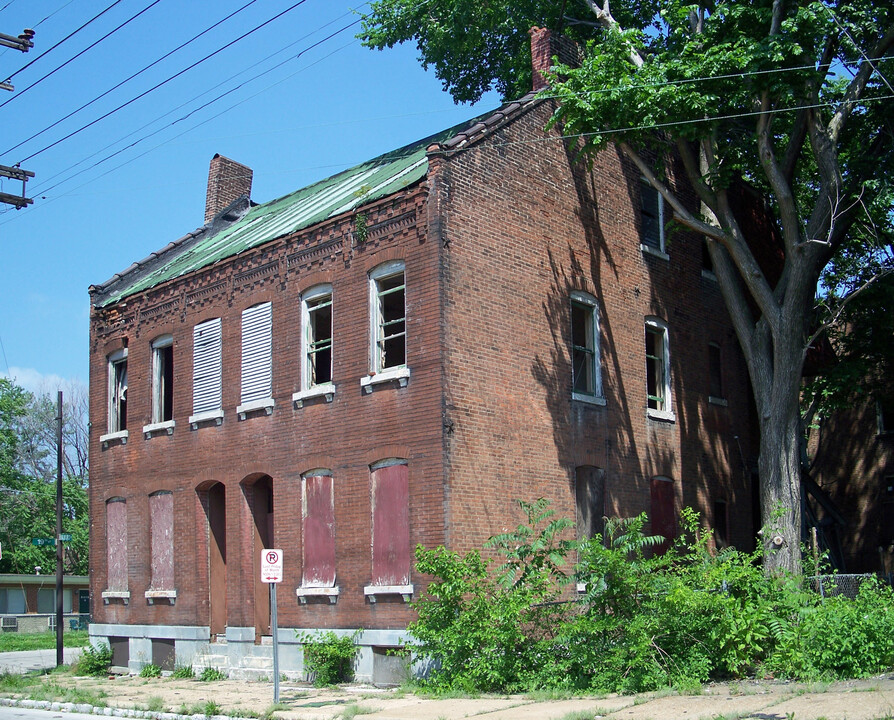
left=203, top=699, right=222, bottom=715
left=557, top=712, right=598, bottom=720
left=340, top=703, right=377, bottom=719
left=138, top=663, right=162, bottom=678
left=525, top=688, right=581, bottom=701
left=0, top=630, right=90, bottom=653
left=17, top=680, right=108, bottom=707
left=140, top=696, right=166, bottom=712
left=171, top=664, right=195, bottom=679
left=198, top=666, right=226, bottom=681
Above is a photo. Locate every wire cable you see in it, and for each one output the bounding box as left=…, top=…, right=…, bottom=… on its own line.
left=1, top=0, right=261, bottom=157
left=15, top=0, right=311, bottom=165
left=1, top=0, right=127, bottom=88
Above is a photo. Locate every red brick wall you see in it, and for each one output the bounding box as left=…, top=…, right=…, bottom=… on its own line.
left=90, top=189, right=446, bottom=632
left=436, top=100, right=758, bottom=554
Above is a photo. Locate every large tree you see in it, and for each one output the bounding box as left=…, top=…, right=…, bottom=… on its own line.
left=361, top=0, right=894, bottom=573
left=0, top=378, right=89, bottom=575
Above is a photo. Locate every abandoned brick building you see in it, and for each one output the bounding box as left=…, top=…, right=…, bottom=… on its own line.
left=87, top=30, right=759, bottom=679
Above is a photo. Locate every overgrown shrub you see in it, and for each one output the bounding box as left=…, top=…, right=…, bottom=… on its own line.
left=171, top=664, right=195, bottom=679
left=298, top=630, right=359, bottom=686
left=407, top=500, right=894, bottom=694
left=76, top=643, right=113, bottom=676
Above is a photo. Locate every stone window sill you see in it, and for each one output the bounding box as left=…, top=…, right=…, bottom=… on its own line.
left=647, top=408, right=676, bottom=423
left=708, top=396, right=728, bottom=407
left=641, top=243, right=669, bottom=261
left=143, top=420, right=175, bottom=439
left=100, top=430, right=128, bottom=448
left=296, top=586, right=339, bottom=604
left=189, top=409, right=224, bottom=429
left=102, top=590, right=130, bottom=605
left=237, top=398, right=274, bottom=420
left=573, top=393, right=607, bottom=406
left=363, top=584, right=413, bottom=603
left=292, top=384, right=335, bottom=408
left=360, top=367, right=410, bottom=393
left=145, top=589, right=177, bottom=604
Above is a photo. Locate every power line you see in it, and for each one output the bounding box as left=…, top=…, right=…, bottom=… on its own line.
left=1, top=0, right=127, bottom=91
left=15, top=0, right=311, bottom=165
left=1, top=0, right=262, bottom=157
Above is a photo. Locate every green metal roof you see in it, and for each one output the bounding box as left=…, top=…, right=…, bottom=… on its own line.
left=100, top=121, right=476, bottom=306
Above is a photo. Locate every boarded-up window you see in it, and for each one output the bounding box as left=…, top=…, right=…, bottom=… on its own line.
left=370, top=461, right=410, bottom=586
left=193, top=318, right=222, bottom=415
left=301, top=471, right=336, bottom=588
left=575, top=466, right=605, bottom=543
left=106, top=498, right=128, bottom=591
left=149, top=491, right=174, bottom=590
left=241, top=302, right=273, bottom=404
left=650, top=476, right=676, bottom=555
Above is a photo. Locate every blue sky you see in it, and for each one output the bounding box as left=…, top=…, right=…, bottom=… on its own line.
left=0, top=0, right=499, bottom=394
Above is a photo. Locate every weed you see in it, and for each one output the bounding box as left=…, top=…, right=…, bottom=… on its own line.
left=172, top=664, right=195, bottom=679
left=139, top=663, right=162, bottom=678
left=340, top=703, right=376, bottom=719
left=142, top=696, right=166, bottom=712
left=298, top=630, right=360, bottom=687
left=199, top=666, right=227, bottom=681
left=75, top=643, right=112, bottom=676
left=204, top=699, right=222, bottom=716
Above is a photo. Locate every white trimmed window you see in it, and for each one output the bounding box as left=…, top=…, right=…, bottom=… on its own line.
left=302, top=285, right=333, bottom=389
left=371, top=261, right=406, bottom=372
left=240, top=302, right=273, bottom=410
left=640, top=179, right=666, bottom=256
left=192, top=318, right=222, bottom=423
left=107, top=348, right=128, bottom=434
left=571, top=291, right=603, bottom=403
left=151, top=335, right=173, bottom=424
left=645, top=317, right=674, bottom=420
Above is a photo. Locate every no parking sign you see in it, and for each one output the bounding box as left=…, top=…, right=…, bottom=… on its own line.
left=261, top=548, right=283, bottom=583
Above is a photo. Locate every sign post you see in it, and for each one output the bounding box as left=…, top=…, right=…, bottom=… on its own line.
left=261, top=549, right=282, bottom=703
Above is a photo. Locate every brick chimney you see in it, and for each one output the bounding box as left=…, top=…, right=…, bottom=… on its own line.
left=204, top=154, right=252, bottom=225
left=529, top=26, right=582, bottom=91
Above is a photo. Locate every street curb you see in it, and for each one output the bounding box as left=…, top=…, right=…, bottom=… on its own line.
left=0, top=697, right=239, bottom=720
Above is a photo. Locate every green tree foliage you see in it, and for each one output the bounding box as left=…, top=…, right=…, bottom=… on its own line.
left=361, top=1, right=894, bottom=574
left=0, top=378, right=89, bottom=575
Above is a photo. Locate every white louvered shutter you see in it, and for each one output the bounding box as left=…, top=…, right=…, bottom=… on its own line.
left=241, top=302, right=272, bottom=404
left=193, top=318, right=222, bottom=414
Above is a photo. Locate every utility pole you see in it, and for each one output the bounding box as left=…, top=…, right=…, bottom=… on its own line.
left=56, top=391, right=64, bottom=668
left=0, top=28, right=36, bottom=209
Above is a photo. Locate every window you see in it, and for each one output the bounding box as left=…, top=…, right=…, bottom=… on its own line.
left=708, top=342, right=726, bottom=405
left=0, top=588, right=26, bottom=614
left=365, top=459, right=412, bottom=601
left=575, top=466, right=605, bottom=543
left=303, top=286, right=333, bottom=388
left=104, top=497, right=128, bottom=598
left=571, top=291, right=603, bottom=402
left=298, top=470, right=338, bottom=602
left=151, top=335, right=173, bottom=424
left=650, top=476, right=676, bottom=555
left=147, top=491, right=175, bottom=598
left=239, top=302, right=273, bottom=416
left=878, top=395, right=894, bottom=434
left=713, top=499, right=729, bottom=548
left=645, top=318, right=674, bottom=420
left=107, top=348, right=128, bottom=434
left=191, top=318, right=222, bottom=425
left=640, top=180, right=666, bottom=255
left=371, top=261, right=406, bottom=372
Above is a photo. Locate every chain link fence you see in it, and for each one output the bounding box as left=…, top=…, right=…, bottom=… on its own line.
left=808, top=573, right=878, bottom=599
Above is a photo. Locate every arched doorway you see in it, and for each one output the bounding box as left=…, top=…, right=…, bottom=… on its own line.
left=242, top=474, right=273, bottom=641
left=197, top=481, right=227, bottom=640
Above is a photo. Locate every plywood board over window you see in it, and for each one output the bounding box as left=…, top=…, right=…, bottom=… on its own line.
left=301, top=471, right=336, bottom=588
left=149, top=491, right=175, bottom=592
left=106, top=498, right=128, bottom=592
left=370, top=461, right=410, bottom=587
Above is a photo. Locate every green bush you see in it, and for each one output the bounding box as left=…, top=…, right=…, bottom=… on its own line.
left=139, top=663, right=162, bottom=678
left=198, top=667, right=226, bottom=682
left=407, top=500, right=894, bottom=694
left=76, top=643, right=113, bottom=676
left=298, top=630, right=359, bottom=686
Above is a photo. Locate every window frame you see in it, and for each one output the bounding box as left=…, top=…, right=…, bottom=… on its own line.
left=362, top=261, right=410, bottom=391
left=146, top=335, right=174, bottom=434
left=103, top=348, right=128, bottom=442
left=708, top=341, right=727, bottom=406
left=302, top=284, right=335, bottom=392
left=190, top=317, right=223, bottom=427
left=570, top=290, right=605, bottom=405
left=297, top=469, right=339, bottom=602
left=645, top=317, right=675, bottom=421
left=639, top=179, right=668, bottom=259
